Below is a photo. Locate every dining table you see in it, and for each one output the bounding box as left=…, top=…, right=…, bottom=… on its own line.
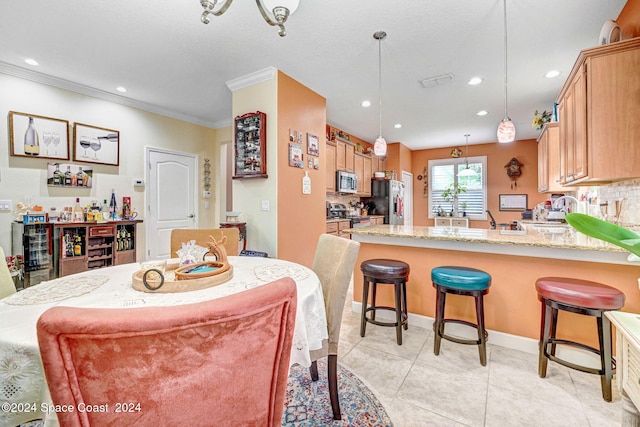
left=0, top=256, right=328, bottom=427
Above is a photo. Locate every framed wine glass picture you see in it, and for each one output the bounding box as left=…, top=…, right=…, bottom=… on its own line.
left=73, top=122, right=120, bottom=166
left=9, top=111, right=70, bottom=160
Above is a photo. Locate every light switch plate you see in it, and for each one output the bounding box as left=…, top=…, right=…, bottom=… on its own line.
left=0, top=200, right=12, bottom=211
left=261, top=200, right=269, bottom=211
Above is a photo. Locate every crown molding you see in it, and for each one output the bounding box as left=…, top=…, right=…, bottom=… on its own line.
left=225, top=66, right=277, bottom=92
left=0, top=61, right=224, bottom=129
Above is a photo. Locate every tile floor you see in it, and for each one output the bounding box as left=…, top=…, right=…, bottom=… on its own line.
left=337, top=287, right=622, bottom=427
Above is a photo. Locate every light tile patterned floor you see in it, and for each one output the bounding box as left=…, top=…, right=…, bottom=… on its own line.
left=338, top=286, right=622, bottom=427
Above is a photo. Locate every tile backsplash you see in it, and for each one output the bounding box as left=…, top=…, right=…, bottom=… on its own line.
left=598, top=178, right=640, bottom=226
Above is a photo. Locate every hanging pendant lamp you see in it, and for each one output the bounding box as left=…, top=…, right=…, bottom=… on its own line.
left=373, top=31, right=387, bottom=157
left=458, top=134, right=477, bottom=177
left=497, top=0, right=516, bottom=143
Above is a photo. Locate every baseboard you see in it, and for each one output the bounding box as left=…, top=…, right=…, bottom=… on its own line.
left=351, top=301, right=604, bottom=369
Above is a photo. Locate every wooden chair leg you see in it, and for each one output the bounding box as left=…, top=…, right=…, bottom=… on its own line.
left=598, top=314, right=614, bottom=402
left=538, top=301, right=552, bottom=378
left=475, top=292, right=487, bottom=366
left=328, top=354, right=341, bottom=420
left=360, top=279, right=370, bottom=337
left=310, top=360, right=319, bottom=381
left=394, top=280, right=403, bottom=345
left=402, top=280, right=408, bottom=330
left=434, top=286, right=446, bottom=356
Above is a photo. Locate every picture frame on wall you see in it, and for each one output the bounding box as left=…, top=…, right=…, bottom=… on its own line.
left=499, top=194, right=528, bottom=211
left=306, top=133, right=319, bottom=156
left=47, top=162, right=93, bottom=188
left=288, top=143, right=304, bottom=168
left=73, top=122, right=120, bottom=166
left=9, top=111, right=70, bottom=160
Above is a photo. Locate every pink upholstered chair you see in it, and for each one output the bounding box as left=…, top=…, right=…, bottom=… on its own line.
left=309, top=234, right=360, bottom=420
left=37, top=277, right=297, bottom=427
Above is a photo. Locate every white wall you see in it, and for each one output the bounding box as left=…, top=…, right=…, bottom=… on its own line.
left=231, top=76, right=278, bottom=256
left=0, top=74, right=219, bottom=259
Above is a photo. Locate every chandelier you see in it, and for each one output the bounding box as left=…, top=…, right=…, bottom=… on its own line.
left=373, top=31, right=387, bottom=157
left=496, top=0, right=516, bottom=143
left=199, top=0, right=300, bottom=37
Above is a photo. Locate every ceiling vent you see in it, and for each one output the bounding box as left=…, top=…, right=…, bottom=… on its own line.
left=419, top=73, right=454, bottom=88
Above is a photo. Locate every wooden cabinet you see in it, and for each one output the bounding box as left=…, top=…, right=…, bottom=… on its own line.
left=556, top=38, right=640, bottom=185
left=435, top=217, right=469, bottom=228
left=370, top=216, right=384, bottom=225
left=537, top=123, right=576, bottom=193
left=326, top=220, right=351, bottom=239
left=326, top=141, right=336, bottom=192
left=354, top=153, right=364, bottom=193
left=335, top=137, right=355, bottom=172
left=363, top=155, right=372, bottom=196
left=54, top=221, right=139, bottom=277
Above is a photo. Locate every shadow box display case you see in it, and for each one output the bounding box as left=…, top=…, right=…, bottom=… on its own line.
left=234, top=111, right=267, bottom=179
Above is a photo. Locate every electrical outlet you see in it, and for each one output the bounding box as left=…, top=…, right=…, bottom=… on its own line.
left=0, top=200, right=12, bottom=211
left=261, top=200, right=269, bottom=211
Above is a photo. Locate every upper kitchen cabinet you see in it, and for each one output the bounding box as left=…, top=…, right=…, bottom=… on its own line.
left=326, top=141, right=336, bottom=192
left=354, top=152, right=372, bottom=196
left=537, top=123, right=576, bottom=193
left=556, top=38, right=640, bottom=185
left=335, top=137, right=355, bottom=172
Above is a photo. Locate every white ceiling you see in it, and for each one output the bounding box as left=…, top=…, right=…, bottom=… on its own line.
left=0, top=0, right=626, bottom=150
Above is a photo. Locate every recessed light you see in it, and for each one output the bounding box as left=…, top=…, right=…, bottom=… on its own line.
left=361, top=100, right=371, bottom=107
left=394, top=123, right=402, bottom=129
left=545, top=70, right=561, bottom=78
left=116, top=86, right=127, bottom=93
left=24, top=58, right=39, bottom=66
left=476, top=110, right=488, bottom=116
left=467, top=77, right=483, bottom=85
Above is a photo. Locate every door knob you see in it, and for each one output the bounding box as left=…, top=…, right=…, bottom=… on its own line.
left=188, top=214, right=195, bottom=218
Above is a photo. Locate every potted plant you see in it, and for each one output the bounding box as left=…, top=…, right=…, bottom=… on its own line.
left=460, top=202, right=468, bottom=217
left=441, top=183, right=466, bottom=216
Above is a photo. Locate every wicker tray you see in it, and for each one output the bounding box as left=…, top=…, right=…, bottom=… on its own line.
left=132, top=260, right=233, bottom=293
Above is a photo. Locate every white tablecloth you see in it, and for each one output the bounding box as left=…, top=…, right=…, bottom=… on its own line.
left=0, top=256, right=328, bottom=426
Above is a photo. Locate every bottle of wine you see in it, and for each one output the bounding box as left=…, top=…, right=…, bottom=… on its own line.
left=109, top=190, right=118, bottom=220
left=74, top=235, right=82, bottom=256
left=64, top=166, right=72, bottom=186
left=76, top=167, right=85, bottom=187
left=52, top=163, right=62, bottom=186
left=73, top=198, right=84, bottom=222
left=24, top=116, right=40, bottom=156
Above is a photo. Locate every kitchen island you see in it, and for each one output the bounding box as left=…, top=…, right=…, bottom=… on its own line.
left=348, top=224, right=640, bottom=350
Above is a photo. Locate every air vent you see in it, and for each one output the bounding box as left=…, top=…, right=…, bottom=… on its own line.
left=419, top=73, right=454, bottom=88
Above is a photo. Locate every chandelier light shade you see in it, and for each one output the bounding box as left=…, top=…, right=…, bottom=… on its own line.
left=199, top=0, right=300, bottom=37
left=458, top=134, right=477, bottom=177
left=497, top=0, right=516, bottom=143
left=373, top=31, right=387, bottom=157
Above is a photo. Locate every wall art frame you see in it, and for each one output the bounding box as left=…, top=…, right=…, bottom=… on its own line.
left=306, top=133, right=319, bottom=156
left=47, top=162, right=93, bottom=188
left=9, top=111, right=70, bottom=160
left=234, top=111, right=267, bottom=179
left=499, top=194, right=528, bottom=211
left=73, top=122, right=120, bottom=166
left=288, top=143, right=304, bottom=168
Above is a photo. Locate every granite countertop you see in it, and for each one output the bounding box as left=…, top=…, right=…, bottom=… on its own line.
left=346, top=224, right=628, bottom=254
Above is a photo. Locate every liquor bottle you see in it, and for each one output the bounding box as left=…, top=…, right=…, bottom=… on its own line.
left=109, top=190, right=118, bottom=220
left=101, top=199, right=109, bottom=221
left=122, top=197, right=131, bottom=220
left=73, top=198, right=84, bottom=222
left=24, top=116, right=40, bottom=156
left=126, top=231, right=133, bottom=250
left=76, top=167, right=85, bottom=187
left=74, top=235, right=82, bottom=256
left=52, top=163, right=62, bottom=186
left=65, top=232, right=74, bottom=257
left=64, top=166, right=72, bottom=186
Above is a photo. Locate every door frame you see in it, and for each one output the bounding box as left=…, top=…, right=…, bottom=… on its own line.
left=145, top=146, right=198, bottom=260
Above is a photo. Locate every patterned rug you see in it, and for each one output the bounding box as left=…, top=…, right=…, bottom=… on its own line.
left=19, top=359, right=393, bottom=427
left=282, top=359, right=393, bottom=426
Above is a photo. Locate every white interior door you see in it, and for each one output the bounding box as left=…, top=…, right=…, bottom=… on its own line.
left=146, top=148, right=197, bottom=260
left=402, top=170, right=413, bottom=226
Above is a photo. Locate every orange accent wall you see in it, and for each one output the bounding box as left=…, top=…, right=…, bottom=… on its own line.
left=618, top=0, right=640, bottom=38
left=277, top=71, right=327, bottom=267
left=384, top=142, right=413, bottom=176
left=354, top=242, right=640, bottom=348
left=411, top=139, right=548, bottom=227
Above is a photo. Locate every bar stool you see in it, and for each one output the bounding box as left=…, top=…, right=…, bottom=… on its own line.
left=360, top=259, right=410, bottom=345
left=431, top=266, right=491, bottom=366
left=536, top=277, right=625, bottom=402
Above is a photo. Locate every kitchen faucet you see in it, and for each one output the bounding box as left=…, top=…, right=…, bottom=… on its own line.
left=486, top=210, right=496, bottom=230
left=552, top=195, right=580, bottom=212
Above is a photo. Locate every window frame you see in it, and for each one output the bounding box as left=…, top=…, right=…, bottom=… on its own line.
left=428, top=156, right=488, bottom=221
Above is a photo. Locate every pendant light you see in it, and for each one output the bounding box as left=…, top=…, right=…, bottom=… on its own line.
left=497, top=0, right=516, bottom=143
left=373, top=31, right=387, bottom=157
left=458, top=134, right=477, bottom=177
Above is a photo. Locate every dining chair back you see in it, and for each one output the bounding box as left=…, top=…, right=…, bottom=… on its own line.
left=37, top=277, right=297, bottom=427
left=309, top=233, right=360, bottom=420
left=0, top=247, right=17, bottom=299
left=170, top=227, right=240, bottom=257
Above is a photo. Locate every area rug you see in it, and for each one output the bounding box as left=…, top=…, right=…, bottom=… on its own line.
left=282, top=359, right=394, bottom=426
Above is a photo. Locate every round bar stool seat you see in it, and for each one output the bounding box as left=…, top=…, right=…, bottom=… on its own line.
left=360, top=259, right=410, bottom=345
left=536, top=277, right=625, bottom=402
left=432, top=266, right=491, bottom=366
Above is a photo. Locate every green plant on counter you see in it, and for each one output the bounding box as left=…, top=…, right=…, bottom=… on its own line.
left=565, top=213, right=640, bottom=261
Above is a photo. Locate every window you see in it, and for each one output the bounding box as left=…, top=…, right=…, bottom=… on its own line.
left=428, top=156, right=487, bottom=220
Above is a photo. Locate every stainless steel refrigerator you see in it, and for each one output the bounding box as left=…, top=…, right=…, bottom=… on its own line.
left=371, top=179, right=405, bottom=225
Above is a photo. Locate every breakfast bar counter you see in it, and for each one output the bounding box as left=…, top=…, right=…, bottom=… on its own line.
left=348, top=225, right=640, bottom=349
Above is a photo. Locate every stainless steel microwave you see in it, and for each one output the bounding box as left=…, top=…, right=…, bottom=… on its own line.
left=337, top=171, right=357, bottom=194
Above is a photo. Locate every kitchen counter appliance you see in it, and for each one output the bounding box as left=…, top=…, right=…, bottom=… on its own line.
left=328, top=203, right=348, bottom=219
